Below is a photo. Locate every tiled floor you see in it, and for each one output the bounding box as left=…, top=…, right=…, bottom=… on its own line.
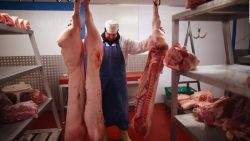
left=28, top=103, right=192, bottom=141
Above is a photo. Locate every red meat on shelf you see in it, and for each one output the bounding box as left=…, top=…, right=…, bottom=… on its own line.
left=164, top=43, right=199, bottom=71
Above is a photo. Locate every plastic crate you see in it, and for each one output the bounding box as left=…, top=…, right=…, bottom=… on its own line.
left=165, top=86, right=197, bottom=99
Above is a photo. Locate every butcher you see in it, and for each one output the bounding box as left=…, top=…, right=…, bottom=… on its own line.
left=100, top=20, right=151, bottom=141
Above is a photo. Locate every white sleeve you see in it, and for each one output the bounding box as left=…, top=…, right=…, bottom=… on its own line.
left=120, top=36, right=150, bottom=55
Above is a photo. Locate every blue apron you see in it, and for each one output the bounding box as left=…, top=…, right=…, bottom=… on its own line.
left=100, top=42, right=128, bottom=130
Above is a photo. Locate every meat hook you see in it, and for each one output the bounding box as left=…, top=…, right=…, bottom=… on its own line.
left=193, top=25, right=207, bottom=39
left=153, top=0, right=161, bottom=6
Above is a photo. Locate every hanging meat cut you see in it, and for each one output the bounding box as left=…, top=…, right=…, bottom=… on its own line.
left=83, top=0, right=105, bottom=140
left=58, top=0, right=104, bottom=140
left=164, top=43, right=199, bottom=71
left=132, top=0, right=169, bottom=137
left=57, top=0, right=86, bottom=141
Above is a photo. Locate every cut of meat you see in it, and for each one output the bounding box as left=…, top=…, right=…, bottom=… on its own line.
left=164, top=43, right=199, bottom=71
left=30, top=91, right=48, bottom=105
left=20, top=91, right=48, bottom=105
left=82, top=0, right=105, bottom=140
left=191, top=90, right=214, bottom=102
left=164, top=43, right=185, bottom=70
left=178, top=94, right=191, bottom=101
left=0, top=13, right=6, bottom=23
left=186, top=0, right=211, bottom=9
left=1, top=13, right=15, bottom=26
left=0, top=101, right=37, bottom=123
left=180, top=52, right=200, bottom=71
left=23, top=20, right=31, bottom=29
left=179, top=99, right=196, bottom=110
left=10, top=16, right=20, bottom=28
left=57, top=0, right=86, bottom=141
left=194, top=101, right=212, bottom=108
left=0, top=93, right=13, bottom=110
left=193, top=96, right=227, bottom=125
left=0, top=13, right=31, bottom=29
left=18, top=19, right=25, bottom=29
left=132, top=0, right=169, bottom=137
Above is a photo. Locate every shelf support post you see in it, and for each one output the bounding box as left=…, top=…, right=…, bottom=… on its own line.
left=171, top=19, right=179, bottom=141
left=29, top=33, right=62, bottom=129
left=222, top=21, right=234, bottom=64
left=171, top=70, right=180, bottom=141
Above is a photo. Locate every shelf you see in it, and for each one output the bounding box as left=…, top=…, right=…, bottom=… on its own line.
left=0, top=98, right=52, bottom=141
left=238, top=55, right=250, bottom=64
left=175, top=113, right=228, bottom=141
left=0, top=23, right=33, bottom=34
left=180, top=64, right=250, bottom=98
left=0, top=65, right=42, bottom=83
left=20, top=128, right=61, bottom=141
left=0, top=20, right=61, bottom=141
left=172, top=0, right=248, bottom=21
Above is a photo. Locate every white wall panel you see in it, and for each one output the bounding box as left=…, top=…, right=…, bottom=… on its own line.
left=90, top=5, right=139, bottom=40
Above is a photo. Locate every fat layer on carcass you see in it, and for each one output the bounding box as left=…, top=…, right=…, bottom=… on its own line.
left=132, top=0, right=169, bottom=137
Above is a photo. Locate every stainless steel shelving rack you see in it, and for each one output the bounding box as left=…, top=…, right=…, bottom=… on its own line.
left=170, top=0, right=249, bottom=141
left=0, top=23, right=62, bottom=141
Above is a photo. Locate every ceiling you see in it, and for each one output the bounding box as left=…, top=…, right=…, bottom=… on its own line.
left=4, top=0, right=186, bottom=6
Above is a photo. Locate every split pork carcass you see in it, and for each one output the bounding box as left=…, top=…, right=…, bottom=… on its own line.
left=57, top=0, right=87, bottom=140
left=164, top=43, right=199, bottom=71
left=82, top=0, right=105, bottom=140
left=132, top=0, right=169, bottom=137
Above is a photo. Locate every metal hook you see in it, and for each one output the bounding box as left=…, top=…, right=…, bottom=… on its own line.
left=193, top=25, right=207, bottom=39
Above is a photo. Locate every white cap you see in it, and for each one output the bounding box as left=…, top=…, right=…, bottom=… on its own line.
left=105, top=20, right=119, bottom=34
